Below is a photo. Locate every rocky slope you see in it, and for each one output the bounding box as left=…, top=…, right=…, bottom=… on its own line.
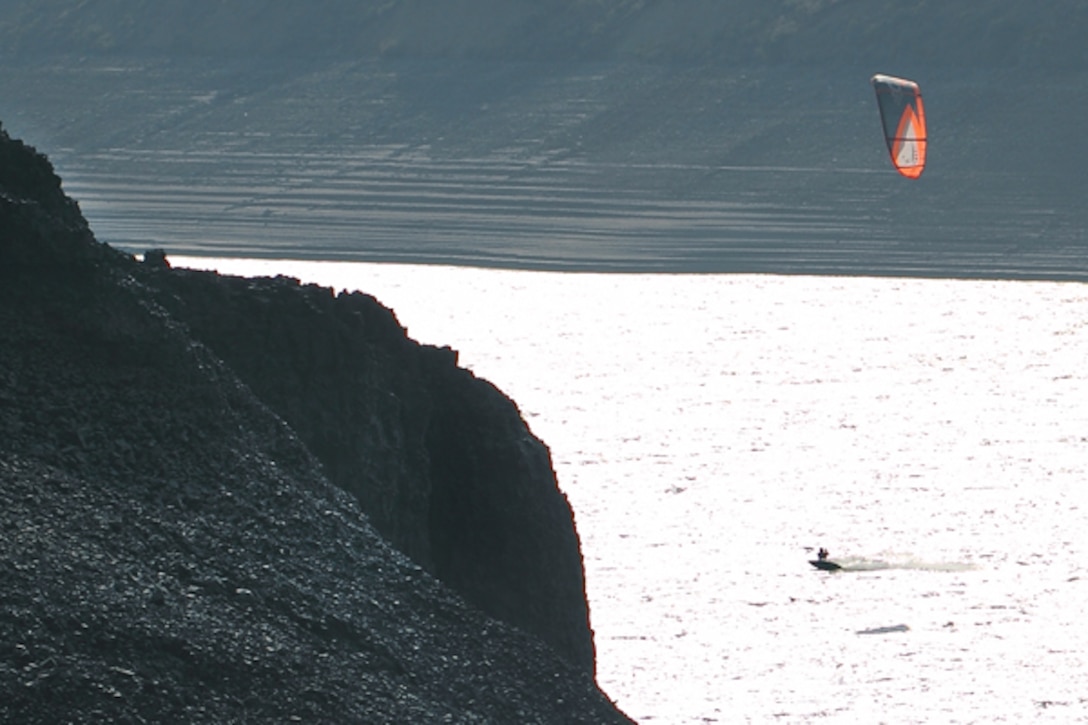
left=0, top=124, right=630, bottom=722
left=137, top=257, right=596, bottom=677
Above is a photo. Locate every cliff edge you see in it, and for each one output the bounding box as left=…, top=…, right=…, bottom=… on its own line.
left=0, top=123, right=628, bottom=722
left=138, top=251, right=596, bottom=677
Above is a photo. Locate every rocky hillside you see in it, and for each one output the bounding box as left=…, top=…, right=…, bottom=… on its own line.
left=138, top=259, right=597, bottom=677
left=0, top=124, right=630, bottom=722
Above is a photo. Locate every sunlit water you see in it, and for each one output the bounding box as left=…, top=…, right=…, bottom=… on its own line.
left=175, top=257, right=1088, bottom=723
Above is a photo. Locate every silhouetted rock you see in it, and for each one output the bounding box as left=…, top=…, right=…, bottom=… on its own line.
left=0, top=122, right=99, bottom=272
left=142, top=247, right=170, bottom=269
left=0, top=124, right=629, bottom=722
left=138, top=261, right=597, bottom=676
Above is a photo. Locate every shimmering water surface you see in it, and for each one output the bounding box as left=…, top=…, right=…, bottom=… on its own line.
left=177, top=257, right=1088, bottom=723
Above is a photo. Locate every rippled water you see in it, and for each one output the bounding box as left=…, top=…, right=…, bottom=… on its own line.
left=6, top=59, right=1086, bottom=279
left=177, top=257, right=1088, bottom=723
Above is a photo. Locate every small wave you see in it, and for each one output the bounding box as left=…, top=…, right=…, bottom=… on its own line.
left=857, top=624, right=910, bottom=635
left=835, top=556, right=978, bottom=573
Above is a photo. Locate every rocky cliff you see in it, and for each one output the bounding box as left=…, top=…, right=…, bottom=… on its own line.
left=137, top=258, right=596, bottom=677
left=0, top=123, right=628, bottom=722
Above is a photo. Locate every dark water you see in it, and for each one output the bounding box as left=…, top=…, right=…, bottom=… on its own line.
left=2, top=58, right=1085, bottom=277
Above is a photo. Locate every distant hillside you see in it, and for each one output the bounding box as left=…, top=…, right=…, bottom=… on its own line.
left=1, top=0, right=1085, bottom=70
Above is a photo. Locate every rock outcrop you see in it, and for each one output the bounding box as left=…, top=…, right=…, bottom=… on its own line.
left=0, top=123, right=628, bottom=722
left=138, top=259, right=596, bottom=677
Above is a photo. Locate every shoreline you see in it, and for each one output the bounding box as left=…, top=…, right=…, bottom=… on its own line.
left=145, top=248, right=1088, bottom=284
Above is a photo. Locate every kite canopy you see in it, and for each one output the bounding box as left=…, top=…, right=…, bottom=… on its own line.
left=871, top=74, right=926, bottom=179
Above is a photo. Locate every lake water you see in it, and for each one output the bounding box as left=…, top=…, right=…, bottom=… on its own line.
left=174, top=256, right=1088, bottom=723
left=7, top=59, right=1087, bottom=280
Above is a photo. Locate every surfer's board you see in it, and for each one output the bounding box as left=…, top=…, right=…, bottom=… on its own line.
left=809, top=559, right=842, bottom=571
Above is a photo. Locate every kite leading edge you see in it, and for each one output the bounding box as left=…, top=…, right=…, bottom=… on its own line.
left=871, top=74, right=926, bottom=179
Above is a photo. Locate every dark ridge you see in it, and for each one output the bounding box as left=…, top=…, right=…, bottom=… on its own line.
left=138, top=263, right=597, bottom=676
left=0, top=124, right=630, bottom=723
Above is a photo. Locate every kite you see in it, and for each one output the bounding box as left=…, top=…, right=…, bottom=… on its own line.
left=871, top=74, right=926, bottom=179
